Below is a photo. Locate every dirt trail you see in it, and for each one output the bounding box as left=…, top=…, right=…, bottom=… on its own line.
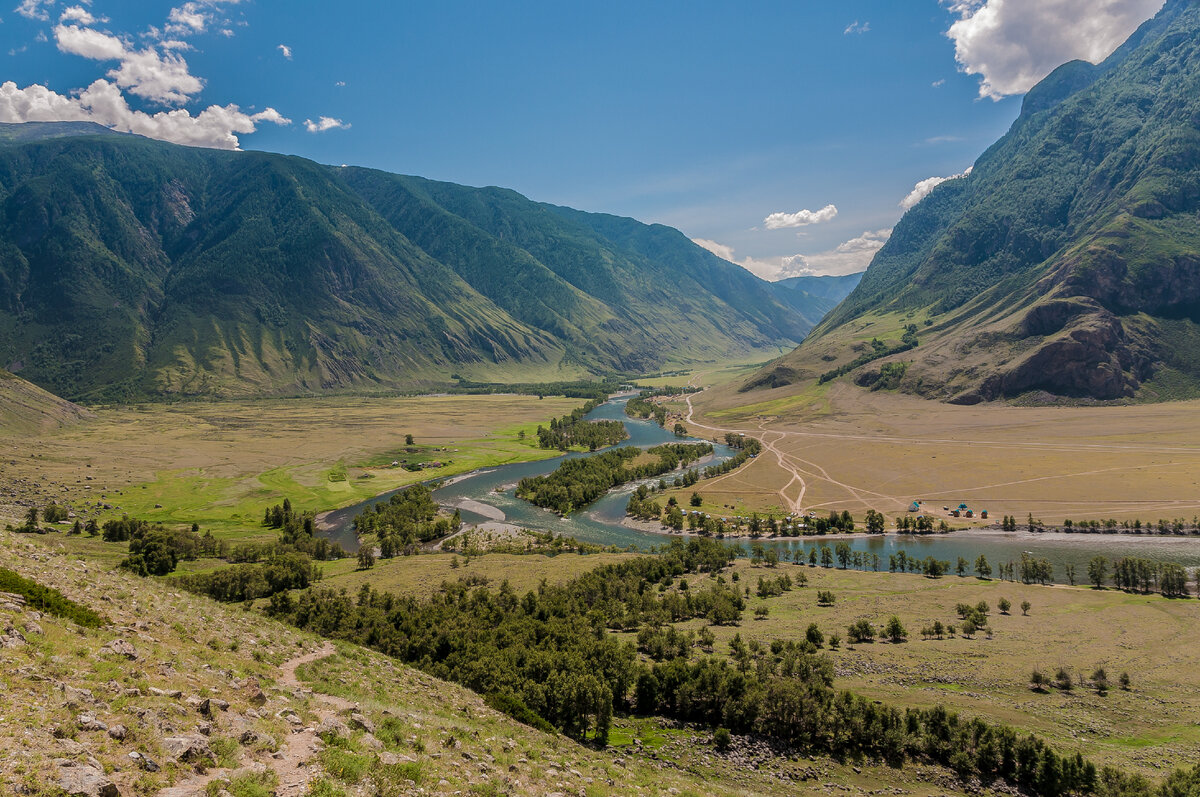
left=159, top=643, right=347, bottom=797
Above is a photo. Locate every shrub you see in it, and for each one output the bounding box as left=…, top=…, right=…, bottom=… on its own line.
left=713, top=727, right=731, bottom=751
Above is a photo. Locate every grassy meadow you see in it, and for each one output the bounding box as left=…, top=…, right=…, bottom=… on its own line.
left=0, top=394, right=582, bottom=541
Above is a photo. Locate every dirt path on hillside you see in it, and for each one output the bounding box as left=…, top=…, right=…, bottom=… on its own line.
left=159, top=643, right=348, bottom=797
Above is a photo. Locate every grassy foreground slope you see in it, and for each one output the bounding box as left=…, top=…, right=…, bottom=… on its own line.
left=0, top=369, right=93, bottom=432
left=747, top=0, right=1200, bottom=403
left=2, top=529, right=986, bottom=797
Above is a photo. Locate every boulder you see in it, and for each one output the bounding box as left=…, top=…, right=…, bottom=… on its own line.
left=56, top=764, right=119, bottom=797
left=107, top=725, right=127, bottom=741
left=349, top=712, right=375, bottom=734
left=316, top=716, right=350, bottom=740
left=162, top=734, right=214, bottom=764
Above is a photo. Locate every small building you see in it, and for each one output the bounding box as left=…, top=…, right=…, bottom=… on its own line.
left=980, top=510, right=989, bottom=519
left=908, top=501, right=921, bottom=512
left=966, top=510, right=974, bottom=518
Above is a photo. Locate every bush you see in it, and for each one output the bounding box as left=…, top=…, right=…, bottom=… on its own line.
left=713, top=727, right=731, bottom=751
left=848, top=619, right=875, bottom=643
left=0, top=568, right=105, bottom=627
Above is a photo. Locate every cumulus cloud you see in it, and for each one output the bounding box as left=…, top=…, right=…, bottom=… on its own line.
left=59, top=5, right=95, bottom=25
left=14, top=0, right=53, bottom=21
left=277, top=43, right=292, bottom=59
left=763, top=204, right=838, bottom=230
left=899, top=166, right=972, bottom=210
left=844, top=20, right=870, bottom=35
left=54, top=24, right=125, bottom=61
left=694, top=229, right=891, bottom=280
left=944, top=0, right=1165, bottom=99
left=0, top=79, right=289, bottom=149
left=165, top=3, right=208, bottom=35
left=304, top=116, right=349, bottom=133
left=55, top=23, right=204, bottom=105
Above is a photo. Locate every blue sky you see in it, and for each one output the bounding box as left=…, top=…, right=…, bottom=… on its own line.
left=0, top=0, right=1166, bottom=278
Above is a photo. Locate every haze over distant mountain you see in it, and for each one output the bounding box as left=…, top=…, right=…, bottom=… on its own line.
left=0, top=123, right=821, bottom=401
left=746, top=0, right=1200, bottom=403
left=770, top=273, right=863, bottom=323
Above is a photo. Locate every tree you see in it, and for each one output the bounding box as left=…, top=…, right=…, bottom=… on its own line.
left=885, top=616, right=906, bottom=643
left=835, top=542, right=852, bottom=569
left=1064, top=563, right=1076, bottom=586
left=713, top=727, right=731, bottom=752
left=1087, top=556, right=1108, bottom=589
left=1054, top=668, right=1072, bottom=691
left=357, top=546, right=376, bottom=570
left=1030, top=670, right=1049, bottom=692
left=1119, top=671, right=1131, bottom=690
left=805, top=623, right=824, bottom=647
left=998, top=597, right=1011, bottom=614
left=817, top=590, right=835, bottom=606
left=673, top=422, right=687, bottom=437
left=23, top=506, right=38, bottom=531
left=405, top=434, right=414, bottom=445
left=864, top=509, right=885, bottom=534
left=1091, top=667, right=1108, bottom=695
left=690, top=492, right=702, bottom=507
left=956, top=557, right=969, bottom=577
left=820, top=547, right=834, bottom=568
left=975, top=554, right=992, bottom=579
left=848, top=619, right=875, bottom=643
left=1020, top=600, right=1031, bottom=616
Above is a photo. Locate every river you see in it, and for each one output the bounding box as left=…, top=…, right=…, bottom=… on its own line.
left=319, top=395, right=1200, bottom=582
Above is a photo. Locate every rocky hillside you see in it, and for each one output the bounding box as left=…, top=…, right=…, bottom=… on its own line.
left=747, top=0, right=1200, bottom=403
left=0, top=123, right=816, bottom=403
left=0, top=369, right=93, bottom=432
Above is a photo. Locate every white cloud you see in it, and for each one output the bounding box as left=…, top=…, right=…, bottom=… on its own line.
left=108, top=46, right=203, bottom=104
left=58, top=5, right=94, bottom=25
left=694, top=230, right=890, bottom=280
left=304, top=115, right=349, bottom=133
left=54, top=24, right=125, bottom=61
left=55, top=23, right=205, bottom=105
left=0, top=79, right=289, bottom=150
left=763, top=204, right=838, bottom=230
left=899, top=166, right=972, bottom=210
left=277, top=43, right=291, bottom=59
left=14, top=0, right=53, bottom=21
left=932, top=78, right=946, bottom=88
left=844, top=20, right=870, bottom=35
left=943, top=0, right=1165, bottom=100
left=166, top=3, right=207, bottom=35
left=335, top=80, right=346, bottom=87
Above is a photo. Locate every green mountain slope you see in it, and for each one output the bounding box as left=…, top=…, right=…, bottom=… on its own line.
left=0, top=369, right=92, bottom=431
left=747, top=0, right=1200, bottom=403
left=0, top=124, right=816, bottom=401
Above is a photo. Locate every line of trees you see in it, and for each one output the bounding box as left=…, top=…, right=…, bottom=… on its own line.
left=351, top=485, right=461, bottom=553
left=518, top=443, right=711, bottom=515
left=536, top=397, right=627, bottom=451
left=1086, top=555, right=1191, bottom=597
left=1061, top=517, right=1200, bottom=535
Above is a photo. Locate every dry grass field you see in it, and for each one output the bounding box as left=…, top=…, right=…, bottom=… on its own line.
left=319, top=549, right=638, bottom=598
left=682, top=379, right=1200, bottom=525
left=680, top=559, right=1200, bottom=779
left=0, top=394, right=580, bottom=540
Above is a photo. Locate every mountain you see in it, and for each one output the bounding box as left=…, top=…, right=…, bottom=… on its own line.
left=0, top=123, right=816, bottom=402
left=746, top=0, right=1200, bottom=403
left=770, top=273, right=863, bottom=322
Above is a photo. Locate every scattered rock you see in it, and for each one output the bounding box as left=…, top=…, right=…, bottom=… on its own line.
left=102, top=639, right=137, bottom=660
left=107, top=725, right=127, bottom=741
left=76, top=713, right=108, bottom=733
left=128, top=751, right=160, bottom=773
left=148, top=687, right=183, bottom=699
left=349, top=712, right=375, bottom=734
left=186, top=696, right=212, bottom=716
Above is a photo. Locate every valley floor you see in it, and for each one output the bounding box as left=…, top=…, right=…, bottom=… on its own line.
left=681, top=379, right=1200, bottom=526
